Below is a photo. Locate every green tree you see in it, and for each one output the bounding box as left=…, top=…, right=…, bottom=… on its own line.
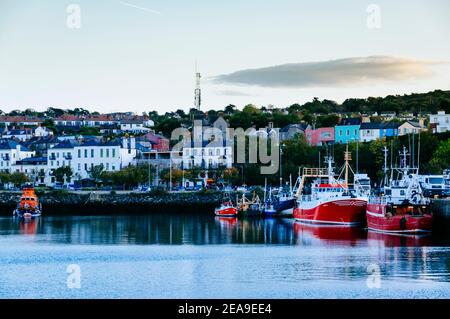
left=429, top=139, right=450, bottom=173
left=9, top=172, right=29, bottom=187
left=54, top=166, right=73, bottom=183
left=88, top=164, right=105, bottom=182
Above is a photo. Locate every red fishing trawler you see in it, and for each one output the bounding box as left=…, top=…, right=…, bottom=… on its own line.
left=293, top=146, right=367, bottom=226
left=215, top=193, right=238, bottom=217
left=366, top=146, right=432, bottom=234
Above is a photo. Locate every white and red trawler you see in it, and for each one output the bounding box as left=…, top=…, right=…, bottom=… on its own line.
left=293, top=147, right=367, bottom=226
left=215, top=193, right=238, bottom=217
left=366, top=146, right=432, bottom=234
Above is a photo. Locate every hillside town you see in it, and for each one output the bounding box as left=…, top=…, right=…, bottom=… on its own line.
left=0, top=95, right=449, bottom=190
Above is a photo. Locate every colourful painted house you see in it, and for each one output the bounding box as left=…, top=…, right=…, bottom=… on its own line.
left=305, top=127, right=335, bottom=146
left=335, top=118, right=361, bottom=144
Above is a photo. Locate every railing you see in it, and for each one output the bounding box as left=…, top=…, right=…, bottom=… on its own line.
left=303, top=168, right=329, bottom=177
left=300, top=195, right=313, bottom=202
left=368, top=197, right=389, bottom=204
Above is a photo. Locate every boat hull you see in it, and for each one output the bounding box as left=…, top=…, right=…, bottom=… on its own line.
left=215, top=207, right=238, bottom=217
left=366, top=203, right=432, bottom=233
left=294, top=198, right=367, bottom=226
left=14, top=209, right=41, bottom=219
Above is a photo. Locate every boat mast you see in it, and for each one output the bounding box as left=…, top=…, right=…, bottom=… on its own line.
left=344, top=144, right=352, bottom=191
left=383, top=146, right=388, bottom=187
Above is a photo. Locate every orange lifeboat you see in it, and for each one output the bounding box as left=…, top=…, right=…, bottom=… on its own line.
left=13, top=186, right=42, bottom=219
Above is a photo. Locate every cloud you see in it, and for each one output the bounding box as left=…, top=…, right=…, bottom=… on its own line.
left=212, top=56, right=446, bottom=88
left=216, top=89, right=255, bottom=97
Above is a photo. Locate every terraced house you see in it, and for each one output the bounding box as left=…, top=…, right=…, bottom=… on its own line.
left=0, top=140, right=35, bottom=172
left=46, top=137, right=137, bottom=184
left=335, top=118, right=361, bottom=144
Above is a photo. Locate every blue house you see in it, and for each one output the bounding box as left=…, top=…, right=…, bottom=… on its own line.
left=335, top=118, right=361, bottom=144
left=360, top=122, right=400, bottom=142
left=380, top=122, right=400, bottom=139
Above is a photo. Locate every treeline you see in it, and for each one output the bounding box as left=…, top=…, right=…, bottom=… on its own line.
left=151, top=90, right=450, bottom=137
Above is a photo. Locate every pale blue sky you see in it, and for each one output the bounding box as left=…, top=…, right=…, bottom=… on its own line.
left=0, top=0, right=449, bottom=113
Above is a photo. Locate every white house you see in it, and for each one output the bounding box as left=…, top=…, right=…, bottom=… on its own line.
left=11, top=157, right=50, bottom=185
left=1, top=129, right=34, bottom=142
left=120, top=120, right=151, bottom=133
left=46, top=137, right=137, bottom=184
left=430, top=111, right=450, bottom=133
left=181, top=141, right=233, bottom=170
left=359, top=123, right=382, bottom=142
left=34, top=126, right=53, bottom=137
left=0, top=140, right=35, bottom=172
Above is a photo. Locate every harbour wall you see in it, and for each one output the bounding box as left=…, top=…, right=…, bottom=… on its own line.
left=0, top=191, right=227, bottom=215
left=432, top=199, right=450, bottom=221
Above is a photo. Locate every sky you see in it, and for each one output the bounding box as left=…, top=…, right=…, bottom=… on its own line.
left=0, top=0, right=449, bottom=114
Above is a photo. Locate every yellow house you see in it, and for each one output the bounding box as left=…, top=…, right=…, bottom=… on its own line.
left=398, top=120, right=424, bottom=136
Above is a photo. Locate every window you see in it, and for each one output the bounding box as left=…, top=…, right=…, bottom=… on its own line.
left=112, top=149, right=116, bottom=157
left=106, top=163, right=109, bottom=170
left=78, top=163, right=81, bottom=171
left=78, top=149, right=81, bottom=158
left=346, top=129, right=350, bottom=136
left=100, top=149, right=104, bottom=158
left=84, top=163, right=88, bottom=170
left=91, top=149, right=94, bottom=158
left=106, top=149, right=110, bottom=158
left=84, top=149, right=88, bottom=158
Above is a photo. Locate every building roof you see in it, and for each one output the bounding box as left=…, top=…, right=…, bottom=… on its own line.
left=339, top=118, right=361, bottom=126
left=280, top=123, right=310, bottom=132
left=360, top=122, right=383, bottom=130
left=0, top=116, right=44, bottom=123
left=52, top=138, right=122, bottom=149
left=0, top=140, right=30, bottom=151
left=360, top=122, right=401, bottom=130
left=52, top=140, right=80, bottom=149
left=2, top=129, right=33, bottom=136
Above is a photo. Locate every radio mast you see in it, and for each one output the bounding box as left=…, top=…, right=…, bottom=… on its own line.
left=194, top=62, right=201, bottom=111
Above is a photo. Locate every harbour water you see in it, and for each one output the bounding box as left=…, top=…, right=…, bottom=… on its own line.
left=1, top=213, right=450, bottom=299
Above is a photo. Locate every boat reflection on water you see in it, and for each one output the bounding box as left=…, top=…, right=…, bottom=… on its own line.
left=292, top=221, right=367, bottom=246
left=367, top=231, right=432, bottom=247
left=18, top=218, right=39, bottom=236
left=215, top=216, right=238, bottom=227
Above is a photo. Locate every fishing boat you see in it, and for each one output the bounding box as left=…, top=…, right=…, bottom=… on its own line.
left=293, top=146, right=367, bottom=226
left=237, top=192, right=262, bottom=216
left=215, top=194, right=238, bottom=217
left=263, top=177, right=296, bottom=217
left=13, top=185, right=42, bottom=219
left=366, top=146, right=432, bottom=234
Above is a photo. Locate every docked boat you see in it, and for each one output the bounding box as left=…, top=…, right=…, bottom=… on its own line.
left=263, top=178, right=296, bottom=217
left=293, top=147, right=367, bottom=226
left=237, top=192, right=262, bottom=216
left=13, top=185, right=42, bottom=219
left=215, top=194, right=238, bottom=217
left=366, top=146, right=432, bottom=234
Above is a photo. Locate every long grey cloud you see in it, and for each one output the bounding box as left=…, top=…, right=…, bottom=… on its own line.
left=212, top=56, right=445, bottom=88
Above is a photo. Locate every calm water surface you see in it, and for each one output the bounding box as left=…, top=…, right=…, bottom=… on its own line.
left=1, top=213, right=450, bottom=299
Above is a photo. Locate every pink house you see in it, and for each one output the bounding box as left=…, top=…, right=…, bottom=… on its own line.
left=305, top=127, right=335, bottom=146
